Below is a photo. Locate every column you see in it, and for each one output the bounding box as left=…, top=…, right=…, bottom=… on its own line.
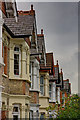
left=9, top=43, right=15, bottom=78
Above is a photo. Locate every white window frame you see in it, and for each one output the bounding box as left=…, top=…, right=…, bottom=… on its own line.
left=14, top=46, right=21, bottom=77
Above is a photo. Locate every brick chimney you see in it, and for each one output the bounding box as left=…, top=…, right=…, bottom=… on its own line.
left=61, top=68, right=63, bottom=74
left=31, top=4, right=33, bottom=11
left=30, top=4, right=35, bottom=16
left=56, top=60, right=58, bottom=66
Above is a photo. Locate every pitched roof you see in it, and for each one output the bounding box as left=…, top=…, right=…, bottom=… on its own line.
left=4, top=15, right=35, bottom=37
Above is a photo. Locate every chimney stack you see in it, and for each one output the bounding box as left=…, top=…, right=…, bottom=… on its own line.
left=41, top=29, right=43, bottom=34
left=56, top=60, right=58, bottom=66
left=31, top=4, right=33, bottom=11
left=61, top=68, right=62, bottom=74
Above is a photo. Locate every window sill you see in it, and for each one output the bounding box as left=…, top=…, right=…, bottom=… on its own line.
left=2, top=74, right=8, bottom=78
left=49, top=100, right=56, bottom=103
left=9, top=77, right=31, bottom=83
left=39, top=95, right=49, bottom=98
left=29, top=88, right=40, bottom=93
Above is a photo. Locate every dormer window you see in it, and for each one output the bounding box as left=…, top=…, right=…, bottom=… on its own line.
left=14, top=46, right=21, bottom=76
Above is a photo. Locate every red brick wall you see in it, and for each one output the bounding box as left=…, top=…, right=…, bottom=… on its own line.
left=29, top=91, right=39, bottom=104
left=60, top=91, right=62, bottom=103
left=25, top=37, right=31, bottom=48
left=23, top=81, right=26, bottom=95
left=0, top=2, right=6, bottom=15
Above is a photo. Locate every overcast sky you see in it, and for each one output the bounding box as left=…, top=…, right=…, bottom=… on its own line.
left=17, top=2, right=78, bottom=94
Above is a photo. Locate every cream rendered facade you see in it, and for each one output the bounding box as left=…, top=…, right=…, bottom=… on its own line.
left=39, top=71, right=49, bottom=118
left=2, top=29, right=31, bottom=119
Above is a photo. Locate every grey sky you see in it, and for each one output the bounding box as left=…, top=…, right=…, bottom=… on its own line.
left=17, top=2, right=78, bottom=94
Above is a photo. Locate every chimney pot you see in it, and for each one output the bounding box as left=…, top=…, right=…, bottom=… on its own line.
left=31, top=4, right=33, bottom=10
left=57, top=60, right=58, bottom=65
left=61, top=68, right=62, bottom=73
left=41, top=29, right=43, bottom=34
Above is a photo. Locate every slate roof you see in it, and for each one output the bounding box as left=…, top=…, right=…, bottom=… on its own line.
left=3, top=15, right=35, bottom=37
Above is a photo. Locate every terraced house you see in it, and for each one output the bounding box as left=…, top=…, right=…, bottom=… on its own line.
left=1, top=1, right=33, bottom=119
left=18, top=5, right=40, bottom=119
left=37, top=30, right=50, bottom=118
left=0, top=1, right=71, bottom=119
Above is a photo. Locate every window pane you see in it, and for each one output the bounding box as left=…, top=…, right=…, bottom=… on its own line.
left=29, top=63, right=31, bottom=74
left=40, top=76, right=44, bottom=84
left=40, top=86, right=44, bottom=95
left=14, top=70, right=19, bottom=75
left=49, top=84, right=51, bottom=91
left=49, top=92, right=51, bottom=99
left=14, top=47, right=19, bottom=52
left=13, top=107, right=18, bottom=112
left=14, top=65, right=19, bottom=69
left=14, top=54, right=19, bottom=75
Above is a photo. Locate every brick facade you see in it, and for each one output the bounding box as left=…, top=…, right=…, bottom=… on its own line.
left=0, top=66, right=3, bottom=86
left=29, top=91, right=39, bottom=104
left=0, top=2, right=6, bottom=16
